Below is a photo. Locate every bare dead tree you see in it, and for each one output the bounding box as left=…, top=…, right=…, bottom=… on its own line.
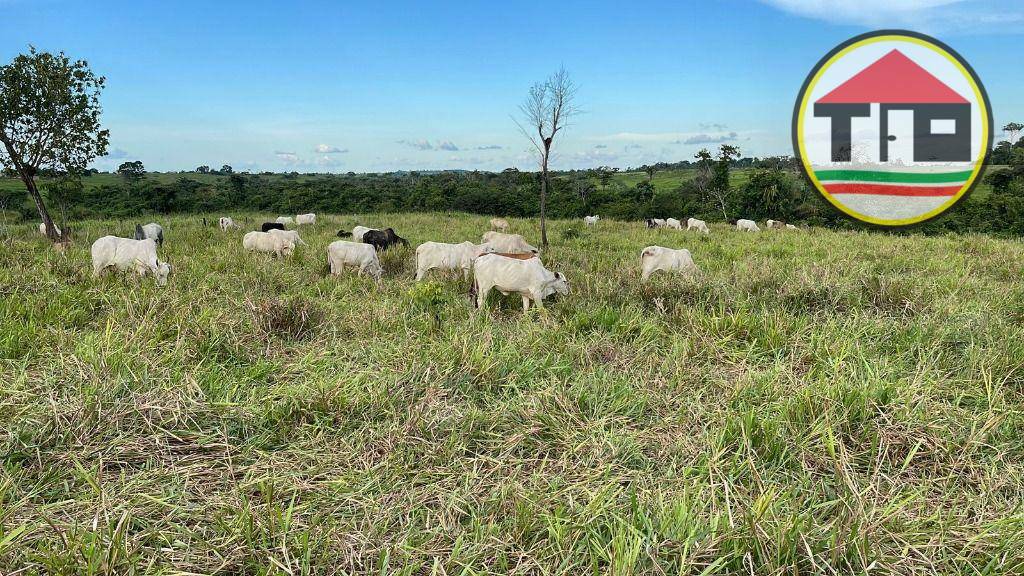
left=515, top=68, right=579, bottom=248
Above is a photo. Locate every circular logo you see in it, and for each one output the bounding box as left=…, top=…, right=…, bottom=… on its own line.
left=793, top=30, right=992, bottom=226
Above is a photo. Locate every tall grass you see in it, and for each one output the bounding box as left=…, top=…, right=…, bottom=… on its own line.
left=1, top=213, right=1023, bottom=574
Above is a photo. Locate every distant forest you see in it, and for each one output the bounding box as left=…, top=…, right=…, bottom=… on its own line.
left=3, top=139, right=1024, bottom=236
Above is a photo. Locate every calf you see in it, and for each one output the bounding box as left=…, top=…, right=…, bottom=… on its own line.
left=91, top=236, right=172, bottom=286
left=640, top=246, right=697, bottom=282
left=327, top=240, right=383, bottom=280
left=584, top=215, right=600, bottom=226
left=261, top=222, right=285, bottom=233
left=665, top=218, right=683, bottom=230
left=363, top=228, right=409, bottom=251
left=490, top=218, right=510, bottom=232
left=219, top=216, right=237, bottom=230
left=474, top=253, right=569, bottom=311
left=134, top=223, right=164, bottom=246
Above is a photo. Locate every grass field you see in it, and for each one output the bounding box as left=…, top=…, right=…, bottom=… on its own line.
left=2, top=213, right=1024, bottom=574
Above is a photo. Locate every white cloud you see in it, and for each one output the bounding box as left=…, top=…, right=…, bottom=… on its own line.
left=758, top=0, right=1024, bottom=33
left=438, top=140, right=459, bottom=151
left=274, top=151, right=301, bottom=165
left=314, top=144, right=347, bottom=154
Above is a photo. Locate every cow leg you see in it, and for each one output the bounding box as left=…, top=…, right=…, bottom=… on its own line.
left=476, top=283, right=491, bottom=309
left=415, top=266, right=426, bottom=281
left=521, top=295, right=531, bottom=312
left=531, top=289, right=545, bottom=309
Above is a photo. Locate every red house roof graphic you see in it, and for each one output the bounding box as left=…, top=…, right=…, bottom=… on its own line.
left=817, top=49, right=968, bottom=104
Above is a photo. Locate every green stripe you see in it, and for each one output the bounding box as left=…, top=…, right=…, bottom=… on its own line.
left=814, top=169, right=973, bottom=184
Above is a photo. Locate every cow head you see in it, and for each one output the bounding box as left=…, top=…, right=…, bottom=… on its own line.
left=155, top=262, right=172, bottom=286
left=548, top=272, right=569, bottom=296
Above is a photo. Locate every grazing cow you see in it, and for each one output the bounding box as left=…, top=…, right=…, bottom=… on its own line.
left=640, top=246, right=697, bottom=282
left=268, top=228, right=306, bottom=246
left=766, top=219, right=787, bottom=230
left=490, top=218, right=510, bottom=232
left=336, top=229, right=353, bottom=237
left=786, top=223, right=800, bottom=231
left=261, top=222, right=285, bottom=233
left=39, top=222, right=62, bottom=237
left=276, top=216, right=294, bottom=225
left=352, top=225, right=373, bottom=242
left=296, top=213, right=316, bottom=225
left=665, top=218, right=683, bottom=230
left=474, top=253, right=569, bottom=311
left=736, top=219, right=760, bottom=232
left=363, top=228, right=409, bottom=251
left=327, top=240, right=383, bottom=280
left=480, top=231, right=538, bottom=254
left=645, top=218, right=667, bottom=229
left=219, top=217, right=237, bottom=230
left=686, top=218, right=710, bottom=234
left=134, top=223, right=164, bottom=246
left=243, top=231, right=295, bottom=257
left=584, top=215, right=600, bottom=226
left=91, top=236, right=171, bottom=286
left=415, top=241, right=494, bottom=280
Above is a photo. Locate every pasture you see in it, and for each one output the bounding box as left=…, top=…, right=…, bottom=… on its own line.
left=2, top=213, right=1024, bottom=574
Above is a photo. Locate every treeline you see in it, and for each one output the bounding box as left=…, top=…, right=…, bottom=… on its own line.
left=3, top=143, right=1024, bottom=236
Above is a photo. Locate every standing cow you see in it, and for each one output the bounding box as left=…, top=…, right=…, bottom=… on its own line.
left=327, top=240, right=383, bottom=280
left=490, top=218, right=510, bottom=232
left=584, top=215, right=600, bottom=226
left=415, top=241, right=493, bottom=280
left=736, top=219, right=760, bottom=232
left=134, top=223, right=164, bottom=246
left=362, top=228, right=409, bottom=251
left=474, top=253, right=569, bottom=311
left=296, top=213, right=316, bottom=225
left=686, top=218, right=710, bottom=233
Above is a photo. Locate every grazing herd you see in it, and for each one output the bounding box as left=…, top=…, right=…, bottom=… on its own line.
left=67, top=213, right=801, bottom=310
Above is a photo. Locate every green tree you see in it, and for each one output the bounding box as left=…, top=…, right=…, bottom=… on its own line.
left=221, top=164, right=233, bottom=174
left=0, top=47, right=109, bottom=240
left=1004, top=122, right=1023, bottom=146
left=196, top=165, right=210, bottom=174
left=117, top=160, right=145, bottom=184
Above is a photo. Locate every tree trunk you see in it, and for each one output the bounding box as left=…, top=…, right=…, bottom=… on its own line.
left=540, top=151, right=549, bottom=249
left=24, top=176, right=59, bottom=241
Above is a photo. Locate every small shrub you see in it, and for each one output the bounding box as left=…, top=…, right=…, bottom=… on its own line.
left=561, top=228, right=580, bottom=240
left=407, top=281, right=452, bottom=329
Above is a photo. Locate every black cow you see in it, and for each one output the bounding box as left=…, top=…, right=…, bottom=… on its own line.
left=336, top=229, right=352, bottom=238
left=362, top=227, right=409, bottom=251
left=261, top=222, right=285, bottom=233
left=645, top=218, right=658, bottom=229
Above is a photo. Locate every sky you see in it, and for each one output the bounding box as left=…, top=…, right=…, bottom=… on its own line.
left=1, top=0, right=1021, bottom=173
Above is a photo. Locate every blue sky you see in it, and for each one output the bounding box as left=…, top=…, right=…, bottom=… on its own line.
left=2, top=0, right=1021, bottom=173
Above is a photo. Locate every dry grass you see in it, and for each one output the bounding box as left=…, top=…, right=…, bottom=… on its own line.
left=1, top=212, right=1023, bottom=574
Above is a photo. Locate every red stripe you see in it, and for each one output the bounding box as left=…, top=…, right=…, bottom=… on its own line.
left=823, top=183, right=962, bottom=197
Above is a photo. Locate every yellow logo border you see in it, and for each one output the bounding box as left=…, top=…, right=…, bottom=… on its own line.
left=794, top=31, right=991, bottom=227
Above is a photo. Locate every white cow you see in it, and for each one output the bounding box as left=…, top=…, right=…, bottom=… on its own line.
left=640, top=246, right=697, bottom=282
left=352, top=225, right=374, bottom=242
left=134, top=223, right=164, bottom=246
left=786, top=223, right=800, bottom=231
left=219, top=217, right=237, bottom=230
left=736, top=219, right=760, bottom=232
left=39, top=222, right=61, bottom=236
left=490, top=218, right=510, bottom=232
left=268, top=228, right=306, bottom=246
left=415, top=241, right=494, bottom=280
left=275, top=216, right=295, bottom=225
left=327, top=240, right=383, bottom=280
left=584, top=215, right=600, bottom=226
left=686, top=218, right=710, bottom=233
left=295, top=213, right=316, bottom=225
left=243, top=231, right=295, bottom=257
left=91, top=236, right=172, bottom=286
left=665, top=218, right=683, bottom=230
left=480, top=231, right=538, bottom=254
left=474, top=253, right=569, bottom=311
